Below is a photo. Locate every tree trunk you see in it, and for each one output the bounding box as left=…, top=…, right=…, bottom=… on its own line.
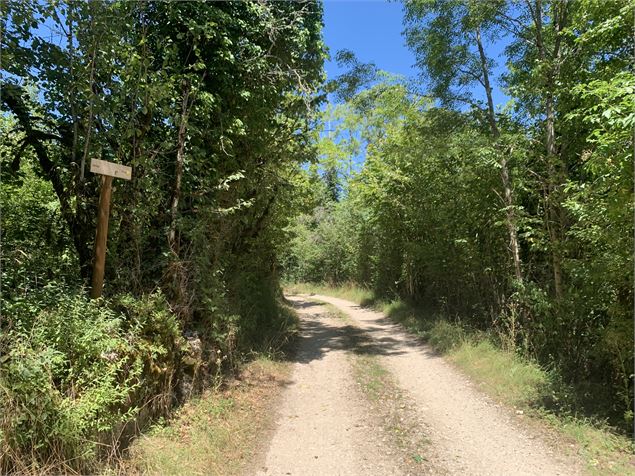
left=529, top=0, right=568, bottom=300
left=476, top=25, right=523, bottom=284
left=168, top=80, right=191, bottom=255
left=476, top=26, right=499, bottom=139
left=545, top=95, right=564, bottom=299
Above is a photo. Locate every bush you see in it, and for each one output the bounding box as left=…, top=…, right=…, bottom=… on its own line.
left=0, top=287, right=184, bottom=473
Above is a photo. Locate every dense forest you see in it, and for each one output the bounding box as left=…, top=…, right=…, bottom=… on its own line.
left=283, top=0, right=634, bottom=430
left=0, top=0, right=633, bottom=473
left=1, top=1, right=323, bottom=472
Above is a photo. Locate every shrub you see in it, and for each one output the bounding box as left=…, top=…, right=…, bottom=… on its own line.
left=0, top=288, right=184, bottom=473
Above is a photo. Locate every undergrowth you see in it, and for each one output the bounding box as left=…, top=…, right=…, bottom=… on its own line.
left=0, top=281, right=299, bottom=474
left=0, top=286, right=185, bottom=474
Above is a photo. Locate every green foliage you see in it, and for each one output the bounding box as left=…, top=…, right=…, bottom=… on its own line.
left=0, top=289, right=184, bottom=473
left=281, top=202, right=358, bottom=284
left=0, top=151, right=77, bottom=295
left=403, top=0, right=504, bottom=107
left=283, top=0, right=633, bottom=429
left=1, top=0, right=325, bottom=471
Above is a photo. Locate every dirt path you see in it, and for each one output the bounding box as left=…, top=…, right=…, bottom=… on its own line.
left=256, top=294, right=582, bottom=476
left=307, top=294, right=582, bottom=476
left=254, top=299, right=405, bottom=475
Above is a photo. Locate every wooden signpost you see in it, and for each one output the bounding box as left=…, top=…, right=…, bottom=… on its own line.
left=90, top=158, right=132, bottom=298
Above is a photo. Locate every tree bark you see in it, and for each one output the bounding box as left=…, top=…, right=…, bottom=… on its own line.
left=476, top=25, right=523, bottom=284
left=168, top=79, right=191, bottom=255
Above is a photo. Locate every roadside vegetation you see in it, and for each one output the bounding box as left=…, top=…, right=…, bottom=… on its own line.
left=288, top=283, right=634, bottom=475
left=1, top=1, right=322, bottom=472
left=122, top=357, right=292, bottom=476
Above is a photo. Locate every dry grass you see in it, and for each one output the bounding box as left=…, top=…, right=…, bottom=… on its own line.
left=285, top=282, right=375, bottom=305
left=119, top=358, right=291, bottom=476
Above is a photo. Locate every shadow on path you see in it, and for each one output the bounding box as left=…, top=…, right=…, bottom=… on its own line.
left=287, top=297, right=411, bottom=365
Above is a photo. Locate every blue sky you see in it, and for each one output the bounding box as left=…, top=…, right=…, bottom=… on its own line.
left=322, top=0, right=511, bottom=107
left=323, top=1, right=416, bottom=81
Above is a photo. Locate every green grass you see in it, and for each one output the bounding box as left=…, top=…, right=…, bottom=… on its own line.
left=450, top=340, right=550, bottom=407
left=287, top=282, right=635, bottom=475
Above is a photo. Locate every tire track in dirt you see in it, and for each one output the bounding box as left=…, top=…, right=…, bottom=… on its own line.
left=255, top=299, right=412, bottom=475
left=308, top=294, right=583, bottom=476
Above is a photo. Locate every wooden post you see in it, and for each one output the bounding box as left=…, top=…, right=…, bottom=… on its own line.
left=91, top=175, right=113, bottom=298
left=89, top=158, right=132, bottom=298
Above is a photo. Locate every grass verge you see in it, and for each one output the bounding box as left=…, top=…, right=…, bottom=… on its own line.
left=119, top=356, right=291, bottom=476
left=287, top=283, right=635, bottom=476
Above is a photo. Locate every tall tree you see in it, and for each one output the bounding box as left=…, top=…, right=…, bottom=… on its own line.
left=403, top=0, right=524, bottom=286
